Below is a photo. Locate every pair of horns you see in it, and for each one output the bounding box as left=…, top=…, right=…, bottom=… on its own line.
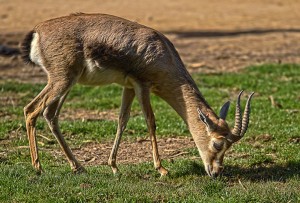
left=230, top=90, right=255, bottom=142
left=198, top=90, right=254, bottom=143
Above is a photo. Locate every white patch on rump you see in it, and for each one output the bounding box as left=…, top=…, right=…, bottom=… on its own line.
left=30, top=33, right=48, bottom=74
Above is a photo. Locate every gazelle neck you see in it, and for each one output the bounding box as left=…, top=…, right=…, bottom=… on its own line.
left=156, top=79, right=218, bottom=137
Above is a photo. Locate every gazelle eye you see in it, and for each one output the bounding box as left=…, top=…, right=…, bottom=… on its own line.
left=213, top=141, right=224, bottom=151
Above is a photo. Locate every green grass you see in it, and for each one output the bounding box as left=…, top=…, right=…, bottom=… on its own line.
left=0, top=64, right=299, bottom=202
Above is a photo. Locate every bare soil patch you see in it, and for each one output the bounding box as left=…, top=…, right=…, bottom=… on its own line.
left=49, top=137, right=197, bottom=166
left=60, top=109, right=119, bottom=122
left=1, top=30, right=300, bottom=83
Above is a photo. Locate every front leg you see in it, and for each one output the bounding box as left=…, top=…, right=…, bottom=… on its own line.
left=134, top=84, right=168, bottom=176
left=108, top=88, right=135, bottom=175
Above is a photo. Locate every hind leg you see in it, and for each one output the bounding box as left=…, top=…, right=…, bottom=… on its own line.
left=43, top=90, right=85, bottom=173
left=24, top=79, right=73, bottom=173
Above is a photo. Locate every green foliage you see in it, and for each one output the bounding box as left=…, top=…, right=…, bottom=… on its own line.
left=0, top=64, right=299, bottom=202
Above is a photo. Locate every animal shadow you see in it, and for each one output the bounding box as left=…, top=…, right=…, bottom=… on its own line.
left=171, top=160, right=299, bottom=182
left=223, top=161, right=300, bottom=182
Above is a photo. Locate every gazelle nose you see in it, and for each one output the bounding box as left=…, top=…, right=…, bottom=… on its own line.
left=206, top=164, right=222, bottom=178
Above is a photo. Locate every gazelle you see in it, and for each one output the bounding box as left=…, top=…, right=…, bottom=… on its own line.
left=21, top=13, right=254, bottom=178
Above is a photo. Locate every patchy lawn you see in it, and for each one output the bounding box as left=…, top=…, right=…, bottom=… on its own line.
left=0, top=64, right=299, bottom=202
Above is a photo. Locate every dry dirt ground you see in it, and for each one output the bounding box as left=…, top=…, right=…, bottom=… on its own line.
left=1, top=0, right=300, bottom=166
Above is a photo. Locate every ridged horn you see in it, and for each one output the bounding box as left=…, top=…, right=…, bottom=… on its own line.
left=231, top=90, right=244, bottom=136
left=240, top=92, right=255, bottom=137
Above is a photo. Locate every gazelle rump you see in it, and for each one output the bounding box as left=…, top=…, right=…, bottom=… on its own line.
left=21, top=13, right=254, bottom=177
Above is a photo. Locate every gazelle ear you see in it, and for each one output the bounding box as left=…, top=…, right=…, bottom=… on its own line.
left=197, top=108, right=215, bottom=131
left=219, top=101, right=230, bottom=120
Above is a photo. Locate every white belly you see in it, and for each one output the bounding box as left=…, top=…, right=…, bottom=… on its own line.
left=78, top=59, right=134, bottom=88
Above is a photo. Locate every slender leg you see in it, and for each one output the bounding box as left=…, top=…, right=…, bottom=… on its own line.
left=43, top=91, right=85, bottom=173
left=134, top=84, right=168, bottom=176
left=24, top=80, right=73, bottom=173
left=108, top=88, right=135, bottom=174
left=24, top=84, right=50, bottom=172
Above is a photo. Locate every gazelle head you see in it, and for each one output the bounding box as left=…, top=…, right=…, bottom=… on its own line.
left=197, top=91, right=254, bottom=178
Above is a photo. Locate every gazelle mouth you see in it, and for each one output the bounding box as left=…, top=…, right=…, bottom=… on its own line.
left=205, top=165, right=212, bottom=177
left=205, top=164, right=224, bottom=178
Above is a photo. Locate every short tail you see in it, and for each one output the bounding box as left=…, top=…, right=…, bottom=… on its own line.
left=21, top=30, right=36, bottom=66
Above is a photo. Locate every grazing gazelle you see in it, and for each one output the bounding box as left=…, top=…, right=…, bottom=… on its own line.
left=21, top=13, right=254, bottom=178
